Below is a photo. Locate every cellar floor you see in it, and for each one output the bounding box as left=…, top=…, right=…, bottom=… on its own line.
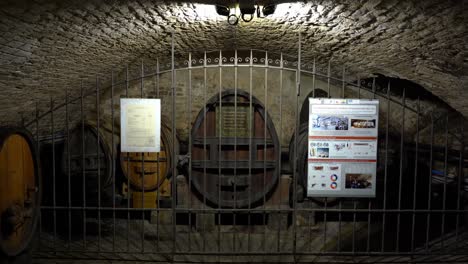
left=27, top=217, right=468, bottom=263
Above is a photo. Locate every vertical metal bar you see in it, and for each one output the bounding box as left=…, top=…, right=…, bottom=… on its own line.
left=234, top=49, right=238, bottom=253
left=341, top=66, right=345, bottom=98
left=396, top=88, right=405, bottom=252
left=156, top=59, right=160, bottom=98
left=338, top=65, right=346, bottom=252
left=411, top=97, right=420, bottom=253
left=277, top=52, right=283, bottom=253
left=327, top=59, right=331, bottom=97
left=155, top=58, right=160, bottom=253
left=308, top=57, right=315, bottom=252
left=140, top=60, right=145, bottom=253
left=338, top=201, right=342, bottom=253
left=352, top=75, right=361, bottom=254
left=81, top=81, right=86, bottom=249
left=217, top=50, right=222, bottom=253
left=247, top=49, right=253, bottom=253
left=357, top=76, right=361, bottom=99
left=263, top=50, right=268, bottom=253
left=36, top=101, right=41, bottom=246
left=381, top=81, right=391, bottom=252
left=51, top=97, right=57, bottom=252
left=202, top=51, right=207, bottom=253
left=65, top=87, right=71, bottom=250
left=125, top=65, right=130, bottom=252
left=323, top=198, right=328, bottom=253
left=111, top=70, right=116, bottom=252
left=441, top=114, right=449, bottom=249
left=367, top=77, right=377, bottom=252
left=65, top=87, right=72, bottom=250
left=96, top=76, right=101, bottom=252
left=187, top=52, right=192, bottom=252
left=371, top=77, right=376, bottom=98
left=322, top=61, right=329, bottom=250
left=312, top=58, right=316, bottom=98
left=352, top=198, right=357, bottom=253
left=455, top=117, right=464, bottom=249
left=171, top=32, right=177, bottom=260
left=366, top=199, right=372, bottom=252
left=292, top=31, right=301, bottom=258
left=154, top=58, right=161, bottom=252
left=425, top=112, right=434, bottom=251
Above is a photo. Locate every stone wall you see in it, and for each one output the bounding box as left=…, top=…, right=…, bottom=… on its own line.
left=91, top=61, right=459, bottom=148
left=0, top=0, right=467, bottom=127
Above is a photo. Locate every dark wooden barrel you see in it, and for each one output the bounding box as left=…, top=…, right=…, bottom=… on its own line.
left=62, top=121, right=115, bottom=207
left=40, top=139, right=79, bottom=235
left=299, top=89, right=328, bottom=124
left=191, top=89, right=280, bottom=208
left=289, top=89, right=338, bottom=205
left=0, top=127, right=41, bottom=256
left=288, top=123, right=308, bottom=203
left=120, top=116, right=178, bottom=191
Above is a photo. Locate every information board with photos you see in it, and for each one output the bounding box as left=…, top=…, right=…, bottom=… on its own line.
left=307, top=98, right=379, bottom=197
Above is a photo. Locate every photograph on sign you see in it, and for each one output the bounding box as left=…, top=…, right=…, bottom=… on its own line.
left=311, top=115, right=349, bottom=130
left=120, top=98, right=161, bottom=152
left=351, top=118, right=376, bottom=129
left=307, top=98, right=379, bottom=198
left=345, top=173, right=372, bottom=189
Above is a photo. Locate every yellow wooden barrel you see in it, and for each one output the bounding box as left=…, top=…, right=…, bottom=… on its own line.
left=0, top=128, right=40, bottom=256
left=120, top=116, right=178, bottom=191
left=132, top=178, right=172, bottom=208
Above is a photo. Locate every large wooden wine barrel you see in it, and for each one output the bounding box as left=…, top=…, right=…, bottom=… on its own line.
left=0, top=128, right=40, bottom=256
left=191, top=89, right=280, bottom=208
left=289, top=89, right=338, bottom=205
left=289, top=124, right=340, bottom=206
left=288, top=123, right=309, bottom=203
left=62, top=121, right=116, bottom=207
left=299, top=89, right=328, bottom=124
left=120, top=116, right=178, bottom=191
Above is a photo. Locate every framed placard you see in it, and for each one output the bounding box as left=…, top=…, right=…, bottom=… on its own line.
left=307, top=98, right=379, bottom=197
left=216, top=104, right=251, bottom=137
left=120, top=98, right=161, bottom=152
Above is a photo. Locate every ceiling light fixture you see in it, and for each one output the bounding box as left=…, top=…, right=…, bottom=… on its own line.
left=261, top=4, right=276, bottom=16
left=239, top=0, right=256, bottom=22
left=215, top=1, right=277, bottom=25
left=215, top=5, right=230, bottom=17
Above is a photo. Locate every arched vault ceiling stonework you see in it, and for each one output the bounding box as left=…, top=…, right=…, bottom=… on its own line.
left=0, top=0, right=467, bottom=124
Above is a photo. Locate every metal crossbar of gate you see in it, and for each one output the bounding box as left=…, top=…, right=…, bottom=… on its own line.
left=24, top=33, right=468, bottom=263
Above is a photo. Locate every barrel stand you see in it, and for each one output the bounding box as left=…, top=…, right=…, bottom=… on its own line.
left=176, top=175, right=291, bottom=231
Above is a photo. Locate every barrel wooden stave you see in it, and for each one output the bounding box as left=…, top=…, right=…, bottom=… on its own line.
left=121, top=151, right=167, bottom=190
left=290, top=89, right=339, bottom=206
left=0, top=128, right=40, bottom=256
left=62, top=122, right=115, bottom=207
left=63, top=116, right=178, bottom=208
left=190, top=89, right=280, bottom=208
left=288, top=123, right=309, bottom=203
left=120, top=116, right=177, bottom=191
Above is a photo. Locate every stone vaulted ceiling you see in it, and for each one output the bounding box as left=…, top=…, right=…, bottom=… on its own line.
left=0, top=0, right=467, bottom=125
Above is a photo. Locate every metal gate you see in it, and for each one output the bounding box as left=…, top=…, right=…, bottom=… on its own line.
left=21, top=33, right=468, bottom=263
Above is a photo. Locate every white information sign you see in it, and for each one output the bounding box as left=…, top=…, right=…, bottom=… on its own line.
left=307, top=98, right=379, bottom=197
left=120, top=98, right=161, bottom=152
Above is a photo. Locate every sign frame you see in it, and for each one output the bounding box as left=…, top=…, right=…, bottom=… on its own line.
left=120, top=98, right=161, bottom=153
left=307, top=98, right=379, bottom=198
